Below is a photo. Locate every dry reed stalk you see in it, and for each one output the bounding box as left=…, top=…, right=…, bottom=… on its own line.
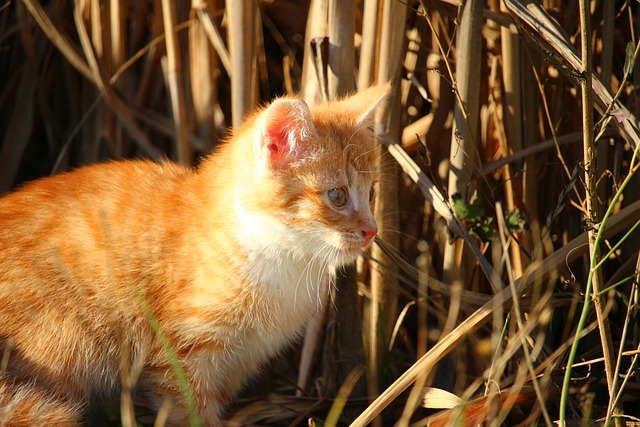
left=326, top=0, right=354, bottom=97
left=357, top=0, right=380, bottom=91
left=21, top=0, right=94, bottom=82
left=300, top=0, right=328, bottom=105
left=296, top=3, right=330, bottom=394
left=440, top=1, right=484, bottom=370
left=380, top=133, right=499, bottom=285
left=161, top=0, right=190, bottom=164
left=494, top=202, right=554, bottom=426
left=394, top=25, right=430, bottom=427
left=189, top=0, right=219, bottom=148
left=73, top=0, right=162, bottom=161
left=296, top=280, right=329, bottom=396
left=497, top=1, right=525, bottom=278
left=226, top=0, right=256, bottom=125
left=295, top=0, right=361, bottom=398
left=563, top=1, right=621, bottom=424
left=109, top=0, right=126, bottom=158
left=193, top=3, right=231, bottom=75
left=84, top=0, right=108, bottom=164
left=366, top=2, right=405, bottom=424
left=604, top=256, right=640, bottom=425
left=322, top=0, right=369, bottom=401
left=110, top=1, right=124, bottom=67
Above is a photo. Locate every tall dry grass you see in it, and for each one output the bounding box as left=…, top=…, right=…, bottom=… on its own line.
left=2, top=0, right=640, bottom=425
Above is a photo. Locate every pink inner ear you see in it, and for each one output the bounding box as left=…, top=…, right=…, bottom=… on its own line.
left=262, top=99, right=312, bottom=169
left=264, top=123, right=291, bottom=169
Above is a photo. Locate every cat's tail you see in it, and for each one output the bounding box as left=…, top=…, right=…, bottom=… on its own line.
left=0, top=381, right=83, bottom=427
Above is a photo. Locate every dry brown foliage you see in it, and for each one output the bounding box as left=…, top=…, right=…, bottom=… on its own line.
left=2, top=0, right=640, bottom=425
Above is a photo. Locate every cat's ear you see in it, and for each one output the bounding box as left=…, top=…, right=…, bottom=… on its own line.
left=355, top=83, right=391, bottom=128
left=259, top=99, right=314, bottom=169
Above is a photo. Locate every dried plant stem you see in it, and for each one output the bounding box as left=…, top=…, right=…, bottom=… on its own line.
left=559, top=124, right=640, bottom=425
left=495, top=203, right=553, bottom=426
left=189, top=0, right=217, bottom=146
left=300, top=0, right=328, bottom=105
left=357, top=0, right=379, bottom=91
left=161, top=0, right=190, bottom=164
left=439, top=3, right=483, bottom=373
left=327, top=0, right=354, bottom=98
left=367, top=0, right=406, bottom=426
left=576, top=1, right=620, bottom=424
left=226, top=0, right=256, bottom=125
left=498, top=5, right=524, bottom=277
left=73, top=0, right=162, bottom=160
left=21, top=0, right=94, bottom=82
left=605, top=256, right=640, bottom=425
left=367, top=1, right=405, bottom=424
left=194, top=4, right=231, bottom=75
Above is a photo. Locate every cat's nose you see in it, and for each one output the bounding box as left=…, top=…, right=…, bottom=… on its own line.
left=362, top=226, right=377, bottom=244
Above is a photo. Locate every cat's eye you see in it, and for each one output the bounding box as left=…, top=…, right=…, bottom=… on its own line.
left=369, top=186, right=376, bottom=202
left=328, top=187, right=348, bottom=207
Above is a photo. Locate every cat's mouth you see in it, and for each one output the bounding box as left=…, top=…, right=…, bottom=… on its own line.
left=340, top=230, right=376, bottom=255
left=339, top=239, right=374, bottom=258
left=342, top=245, right=363, bottom=256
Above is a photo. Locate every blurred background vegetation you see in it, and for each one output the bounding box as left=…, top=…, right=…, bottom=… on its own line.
left=2, top=0, right=640, bottom=425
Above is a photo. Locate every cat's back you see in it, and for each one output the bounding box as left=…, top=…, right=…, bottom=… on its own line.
left=1, top=160, right=190, bottom=222
left=0, top=160, right=193, bottom=250
left=0, top=159, right=195, bottom=324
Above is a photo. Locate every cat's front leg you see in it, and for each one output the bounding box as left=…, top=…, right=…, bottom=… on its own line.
left=142, top=365, right=226, bottom=427
left=157, top=391, right=225, bottom=427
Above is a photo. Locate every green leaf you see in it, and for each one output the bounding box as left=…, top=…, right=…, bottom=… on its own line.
left=466, top=197, right=486, bottom=219
left=506, top=208, right=529, bottom=233
left=624, top=41, right=635, bottom=77
left=452, top=193, right=469, bottom=219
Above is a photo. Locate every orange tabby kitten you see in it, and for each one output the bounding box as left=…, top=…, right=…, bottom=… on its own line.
left=0, top=85, right=388, bottom=426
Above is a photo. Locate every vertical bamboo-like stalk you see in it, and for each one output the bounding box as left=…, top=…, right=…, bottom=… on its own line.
left=226, top=0, right=256, bottom=125
left=162, top=0, right=190, bottom=164
left=110, top=1, right=124, bottom=68
left=367, top=0, right=405, bottom=422
left=358, top=9, right=382, bottom=399
left=560, top=0, right=620, bottom=424
left=576, top=0, right=620, bottom=424
left=323, top=0, right=365, bottom=400
left=441, top=0, right=483, bottom=339
left=297, top=0, right=365, bottom=399
left=357, top=0, right=379, bottom=91
left=109, top=0, right=125, bottom=159
left=83, top=0, right=109, bottom=164
left=296, top=0, right=329, bottom=396
left=499, top=2, right=524, bottom=278
left=189, top=0, right=219, bottom=147
left=327, top=0, right=354, bottom=98
left=300, top=0, right=328, bottom=104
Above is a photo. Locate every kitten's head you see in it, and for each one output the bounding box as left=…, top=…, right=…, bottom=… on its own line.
left=239, top=85, right=389, bottom=267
